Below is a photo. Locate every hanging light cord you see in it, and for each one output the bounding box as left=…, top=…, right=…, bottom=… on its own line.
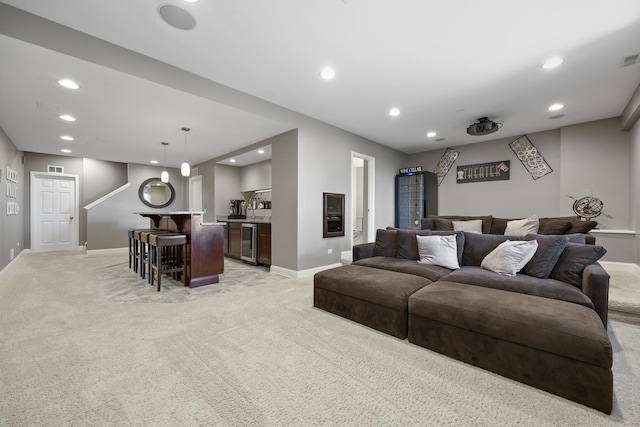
left=182, top=127, right=190, bottom=161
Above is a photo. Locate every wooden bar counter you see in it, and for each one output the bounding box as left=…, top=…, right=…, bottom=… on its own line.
left=135, top=211, right=225, bottom=287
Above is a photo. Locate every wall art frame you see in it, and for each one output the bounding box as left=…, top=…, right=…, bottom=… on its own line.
left=508, top=135, right=553, bottom=180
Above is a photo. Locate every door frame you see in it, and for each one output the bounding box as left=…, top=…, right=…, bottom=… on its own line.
left=351, top=151, right=375, bottom=244
left=30, top=171, right=80, bottom=252
left=189, top=175, right=203, bottom=212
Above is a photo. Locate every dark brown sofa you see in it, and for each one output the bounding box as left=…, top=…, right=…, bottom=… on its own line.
left=314, top=226, right=612, bottom=413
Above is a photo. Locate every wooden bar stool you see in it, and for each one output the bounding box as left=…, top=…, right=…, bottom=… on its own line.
left=149, top=233, right=187, bottom=292
left=137, top=230, right=173, bottom=281
left=128, top=229, right=136, bottom=270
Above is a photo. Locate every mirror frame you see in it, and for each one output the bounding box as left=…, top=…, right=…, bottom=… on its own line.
left=138, top=177, right=176, bottom=209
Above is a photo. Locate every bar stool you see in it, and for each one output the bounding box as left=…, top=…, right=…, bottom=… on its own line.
left=128, top=229, right=136, bottom=270
left=149, top=233, right=187, bottom=292
left=137, top=230, right=173, bottom=281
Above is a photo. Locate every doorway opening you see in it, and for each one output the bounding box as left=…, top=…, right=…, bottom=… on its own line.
left=351, top=152, right=375, bottom=247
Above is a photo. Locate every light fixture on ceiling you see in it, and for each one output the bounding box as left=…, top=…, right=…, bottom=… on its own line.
left=58, top=79, right=79, bottom=89
left=161, top=142, right=170, bottom=183
left=548, top=103, right=564, bottom=111
left=59, top=114, right=76, bottom=122
left=181, top=127, right=191, bottom=177
left=389, top=107, right=400, bottom=117
left=320, top=67, right=335, bottom=80
left=60, top=135, right=74, bottom=141
left=230, top=159, right=236, bottom=163
left=542, top=57, right=564, bottom=69
left=159, top=4, right=196, bottom=30
left=258, top=149, right=265, bottom=154
left=61, top=149, right=72, bottom=153
left=426, top=131, right=437, bottom=138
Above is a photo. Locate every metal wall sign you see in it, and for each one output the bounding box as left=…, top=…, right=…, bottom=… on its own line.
left=456, top=160, right=510, bottom=183
left=398, top=166, right=423, bottom=175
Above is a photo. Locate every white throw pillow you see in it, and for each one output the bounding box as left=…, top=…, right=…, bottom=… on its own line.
left=504, top=214, right=539, bottom=236
left=481, top=240, right=539, bottom=276
left=452, top=219, right=482, bottom=234
left=416, top=234, right=460, bottom=270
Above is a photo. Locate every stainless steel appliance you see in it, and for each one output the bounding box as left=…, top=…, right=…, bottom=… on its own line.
left=229, top=199, right=246, bottom=219
left=240, top=223, right=257, bottom=264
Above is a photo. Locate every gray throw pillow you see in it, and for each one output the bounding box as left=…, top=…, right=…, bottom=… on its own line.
left=373, top=229, right=397, bottom=257
left=549, top=243, right=607, bottom=286
left=521, top=234, right=569, bottom=278
left=461, top=232, right=519, bottom=266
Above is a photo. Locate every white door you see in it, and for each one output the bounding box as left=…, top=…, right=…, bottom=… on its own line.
left=189, top=175, right=203, bottom=212
left=31, top=172, right=79, bottom=252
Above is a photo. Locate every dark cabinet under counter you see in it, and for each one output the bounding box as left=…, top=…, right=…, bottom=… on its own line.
left=225, top=221, right=271, bottom=267
left=257, top=223, right=271, bottom=266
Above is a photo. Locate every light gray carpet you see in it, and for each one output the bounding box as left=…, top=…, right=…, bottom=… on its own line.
left=1, top=250, right=639, bottom=426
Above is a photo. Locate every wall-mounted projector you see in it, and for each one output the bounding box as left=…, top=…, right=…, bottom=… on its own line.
left=466, top=117, right=501, bottom=136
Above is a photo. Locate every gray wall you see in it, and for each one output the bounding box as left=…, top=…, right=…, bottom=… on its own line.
left=85, top=164, right=186, bottom=249
left=0, top=127, right=26, bottom=271
left=241, top=160, right=272, bottom=191
left=410, top=117, right=634, bottom=263
left=631, top=119, right=640, bottom=266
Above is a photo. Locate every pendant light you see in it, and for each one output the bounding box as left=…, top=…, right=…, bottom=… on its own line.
left=181, top=126, right=191, bottom=177
left=160, top=142, right=169, bottom=183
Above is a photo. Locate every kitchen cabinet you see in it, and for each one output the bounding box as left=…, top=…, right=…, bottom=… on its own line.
left=228, top=222, right=242, bottom=259
left=257, top=223, right=272, bottom=266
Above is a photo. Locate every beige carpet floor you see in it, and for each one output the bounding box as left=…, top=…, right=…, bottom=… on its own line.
left=1, top=250, right=639, bottom=426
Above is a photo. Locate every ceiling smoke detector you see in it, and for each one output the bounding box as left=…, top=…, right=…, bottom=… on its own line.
left=466, top=117, right=502, bottom=136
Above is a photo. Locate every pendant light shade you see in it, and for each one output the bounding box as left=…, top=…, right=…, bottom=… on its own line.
left=161, top=142, right=169, bottom=183
left=181, top=127, right=191, bottom=177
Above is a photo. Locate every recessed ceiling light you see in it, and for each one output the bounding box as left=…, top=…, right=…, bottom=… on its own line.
left=542, top=57, right=564, bottom=69
left=230, top=159, right=236, bottom=163
left=61, top=149, right=72, bottom=153
left=548, top=103, right=564, bottom=111
left=389, top=108, right=400, bottom=117
left=426, top=131, right=437, bottom=138
left=320, top=67, right=335, bottom=80
left=183, top=0, right=198, bottom=2
left=150, top=160, right=159, bottom=164
left=58, top=79, right=79, bottom=89
left=258, top=149, right=265, bottom=154
left=60, top=135, right=74, bottom=141
left=158, top=4, right=196, bottom=30
left=59, top=114, right=76, bottom=122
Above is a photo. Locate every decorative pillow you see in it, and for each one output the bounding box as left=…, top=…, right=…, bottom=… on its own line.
left=537, top=218, right=572, bottom=235
left=504, top=215, right=539, bottom=236
left=372, top=229, right=397, bottom=257
left=431, top=231, right=465, bottom=266
left=521, top=234, right=569, bottom=278
left=566, top=220, right=598, bottom=234
left=416, top=234, right=460, bottom=270
left=420, top=218, right=436, bottom=230
left=461, top=232, right=516, bottom=266
left=565, top=233, right=587, bottom=244
left=452, top=219, right=482, bottom=234
left=550, top=243, right=607, bottom=286
left=396, top=229, right=432, bottom=260
left=481, top=240, right=539, bottom=276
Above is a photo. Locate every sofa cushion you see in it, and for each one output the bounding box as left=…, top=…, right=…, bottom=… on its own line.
left=440, top=266, right=595, bottom=309
left=538, top=218, right=572, bottom=235
left=396, top=229, right=432, bottom=260
left=550, top=243, right=607, bottom=286
left=521, top=234, right=570, bottom=278
left=461, top=232, right=524, bottom=266
left=416, top=234, right=460, bottom=270
left=373, top=229, right=398, bottom=257
left=353, top=257, right=452, bottom=282
left=504, top=214, right=539, bottom=236
left=314, top=265, right=431, bottom=311
left=567, top=220, right=598, bottom=234
left=481, top=240, right=539, bottom=276
left=453, top=219, right=483, bottom=234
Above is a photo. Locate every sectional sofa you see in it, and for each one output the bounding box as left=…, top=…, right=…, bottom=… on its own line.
left=313, top=219, right=612, bottom=413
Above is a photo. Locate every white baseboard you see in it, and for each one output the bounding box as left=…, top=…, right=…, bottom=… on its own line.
left=0, top=248, right=30, bottom=277
left=599, top=261, right=640, bottom=276
left=270, top=263, right=343, bottom=279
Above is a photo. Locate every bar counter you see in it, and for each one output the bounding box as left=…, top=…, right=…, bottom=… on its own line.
left=135, top=211, right=225, bottom=287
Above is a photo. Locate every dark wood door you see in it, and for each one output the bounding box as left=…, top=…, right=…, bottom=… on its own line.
left=257, top=223, right=271, bottom=266
left=228, top=222, right=242, bottom=259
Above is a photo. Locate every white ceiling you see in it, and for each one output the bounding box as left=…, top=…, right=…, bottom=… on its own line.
left=1, top=0, right=640, bottom=168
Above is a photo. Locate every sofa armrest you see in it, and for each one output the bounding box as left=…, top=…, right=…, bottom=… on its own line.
left=585, top=233, right=596, bottom=245
left=582, top=262, right=609, bottom=327
left=353, top=242, right=375, bottom=262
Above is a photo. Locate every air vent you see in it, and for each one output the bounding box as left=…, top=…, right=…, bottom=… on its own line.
left=191, top=167, right=199, bottom=177
left=621, top=54, right=639, bottom=68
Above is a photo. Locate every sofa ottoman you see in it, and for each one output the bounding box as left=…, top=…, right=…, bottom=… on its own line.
left=314, top=265, right=431, bottom=339
left=408, top=281, right=613, bottom=413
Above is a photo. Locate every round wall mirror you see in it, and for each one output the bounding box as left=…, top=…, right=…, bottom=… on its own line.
left=138, top=178, right=175, bottom=209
